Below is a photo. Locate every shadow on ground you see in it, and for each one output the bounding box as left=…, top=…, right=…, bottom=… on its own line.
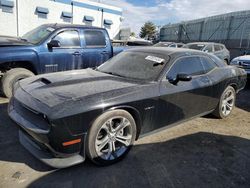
left=26, top=132, right=250, bottom=188
left=1, top=102, right=249, bottom=188
left=0, top=84, right=249, bottom=188
left=0, top=103, right=52, bottom=172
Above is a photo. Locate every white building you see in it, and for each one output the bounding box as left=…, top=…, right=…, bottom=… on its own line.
left=0, top=0, right=123, bottom=39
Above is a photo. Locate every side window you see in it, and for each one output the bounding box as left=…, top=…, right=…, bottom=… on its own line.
left=204, top=45, right=213, bottom=52
left=84, top=30, right=106, bottom=47
left=214, top=45, right=221, bottom=51
left=53, top=30, right=80, bottom=47
left=200, top=56, right=217, bottom=73
left=167, top=57, right=204, bottom=79
left=169, top=44, right=177, bottom=48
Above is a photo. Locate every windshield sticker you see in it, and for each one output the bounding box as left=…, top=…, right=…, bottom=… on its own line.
left=145, top=56, right=165, bottom=64
left=46, top=27, right=55, bottom=32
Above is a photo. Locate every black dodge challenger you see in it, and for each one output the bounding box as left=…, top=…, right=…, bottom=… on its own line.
left=8, top=47, right=247, bottom=168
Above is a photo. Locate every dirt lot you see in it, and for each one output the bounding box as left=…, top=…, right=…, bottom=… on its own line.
left=0, top=85, right=249, bottom=188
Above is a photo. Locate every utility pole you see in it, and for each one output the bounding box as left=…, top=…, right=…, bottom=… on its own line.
left=99, top=8, right=104, bottom=28
left=16, top=0, right=19, bottom=36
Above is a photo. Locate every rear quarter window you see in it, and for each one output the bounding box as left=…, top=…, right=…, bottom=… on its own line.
left=214, top=45, right=222, bottom=51
left=200, top=56, right=217, bottom=73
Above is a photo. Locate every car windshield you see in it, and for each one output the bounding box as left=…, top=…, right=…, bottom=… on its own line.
left=153, top=42, right=171, bottom=47
left=183, top=44, right=205, bottom=51
left=97, top=51, right=169, bottom=81
left=22, top=25, right=55, bottom=44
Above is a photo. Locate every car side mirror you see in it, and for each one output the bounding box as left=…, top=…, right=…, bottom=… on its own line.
left=47, top=40, right=60, bottom=48
left=168, top=73, right=192, bottom=85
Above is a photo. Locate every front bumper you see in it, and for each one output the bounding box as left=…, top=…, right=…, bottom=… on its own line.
left=8, top=97, right=86, bottom=168
left=19, top=130, right=85, bottom=168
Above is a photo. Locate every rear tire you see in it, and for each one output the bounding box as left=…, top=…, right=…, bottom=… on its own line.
left=212, top=86, right=236, bottom=119
left=86, top=110, right=136, bottom=166
left=1, top=68, right=34, bottom=98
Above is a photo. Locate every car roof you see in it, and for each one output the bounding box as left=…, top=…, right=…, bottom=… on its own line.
left=41, top=23, right=105, bottom=30
left=126, top=47, right=207, bottom=57
left=185, top=42, right=224, bottom=46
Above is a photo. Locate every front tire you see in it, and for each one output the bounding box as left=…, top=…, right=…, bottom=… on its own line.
left=212, top=86, right=236, bottom=119
left=86, top=110, right=136, bottom=166
left=1, top=68, right=34, bottom=98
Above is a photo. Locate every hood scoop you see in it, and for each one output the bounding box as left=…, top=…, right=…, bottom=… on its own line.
left=39, top=78, right=52, bottom=85
left=31, top=77, right=52, bottom=85
left=23, top=78, right=52, bottom=93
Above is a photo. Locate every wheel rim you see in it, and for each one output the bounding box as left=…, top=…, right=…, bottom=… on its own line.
left=95, top=116, right=133, bottom=160
left=221, top=89, right=235, bottom=116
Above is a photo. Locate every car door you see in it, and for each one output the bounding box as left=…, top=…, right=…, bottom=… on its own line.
left=157, top=56, right=213, bottom=127
left=81, top=29, right=112, bottom=69
left=39, top=29, right=83, bottom=73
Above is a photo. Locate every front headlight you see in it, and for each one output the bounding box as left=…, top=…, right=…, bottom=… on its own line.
left=230, top=60, right=239, bottom=65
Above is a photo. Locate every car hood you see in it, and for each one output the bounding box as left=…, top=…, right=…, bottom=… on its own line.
left=0, top=35, right=31, bottom=47
left=19, top=69, right=141, bottom=109
left=233, top=55, right=250, bottom=61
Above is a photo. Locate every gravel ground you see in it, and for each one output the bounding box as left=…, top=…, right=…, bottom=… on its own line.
left=0, top=85, right=249, bottom=188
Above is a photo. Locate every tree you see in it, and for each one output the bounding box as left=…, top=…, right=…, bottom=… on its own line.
left=139, top=21, right=156, bottom=39
left=130, top=32, right=136, bottom=37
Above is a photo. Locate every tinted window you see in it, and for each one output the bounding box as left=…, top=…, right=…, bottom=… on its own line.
left=153, top=42, right=172, bottom=47
left=169, top=44, right=177, bottom=48
left=183, top=44, right=205, bottom=50
left=200, top=56, right=217, bottom=73
left=214, top=45, right=222, bottom=51
left=98, top=51, right=169, bottom=81
left=84, top=30, right=106, bottom=47
left=204, top=45, right=213, bottom=52
left=53, top=30, right=80, bottom=47
left=167, top=57, right=204, bottom=79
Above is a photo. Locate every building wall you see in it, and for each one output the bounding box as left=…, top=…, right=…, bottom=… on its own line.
left=0, top=0, right=18, bottom=36
left=0, top=0, right=123, bottom=39
left=160, top=10, right=250, bottom=59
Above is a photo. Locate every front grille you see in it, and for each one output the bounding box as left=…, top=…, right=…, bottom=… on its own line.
left=13, top=99, right=50, bottom=131
left=240, top=61, right=250, bottom=65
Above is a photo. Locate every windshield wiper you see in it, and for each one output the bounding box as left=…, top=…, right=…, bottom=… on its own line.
left=20, top=38, right=28, bottom=42
left=100, top=71, right=125, bottom=78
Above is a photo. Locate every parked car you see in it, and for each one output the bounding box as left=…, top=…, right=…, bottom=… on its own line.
left=183, top=42, right=230, bottom=64
left=154, top=42, right=184, bottom=48
left=230, top=55, right=250, bottom=77
left=9, top=47, right=247, bottom=168
left=0, top=24, right=123, bottom=98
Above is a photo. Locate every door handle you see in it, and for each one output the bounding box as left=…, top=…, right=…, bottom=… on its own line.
left=72, top=51, right=81, bottom=56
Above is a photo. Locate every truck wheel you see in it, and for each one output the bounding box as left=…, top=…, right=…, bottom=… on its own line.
left=1, top=68, right=34, bottom=98
left=86, top=110, right=136, bottom=166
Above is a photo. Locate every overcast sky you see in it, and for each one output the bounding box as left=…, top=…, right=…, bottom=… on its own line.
left=91, top=0, right=250, bottom=35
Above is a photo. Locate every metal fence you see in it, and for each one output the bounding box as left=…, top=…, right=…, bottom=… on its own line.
left=160, top=10, right=250, bottom=59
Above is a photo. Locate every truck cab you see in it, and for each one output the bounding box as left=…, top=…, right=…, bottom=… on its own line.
left=0, top=24, right=114, bottom=98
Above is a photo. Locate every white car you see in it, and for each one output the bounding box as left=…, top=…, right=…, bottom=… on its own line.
left=231, top=55, right=250, bottom=77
